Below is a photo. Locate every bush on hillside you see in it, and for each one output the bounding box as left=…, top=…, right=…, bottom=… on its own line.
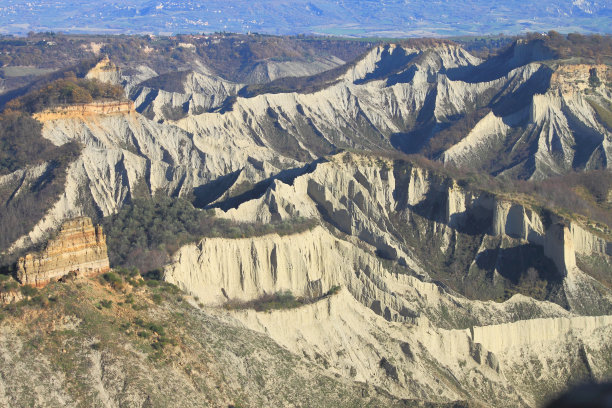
left=0, top=111, right=80, bottom=174
left=103, top=196, right=318, bottom=274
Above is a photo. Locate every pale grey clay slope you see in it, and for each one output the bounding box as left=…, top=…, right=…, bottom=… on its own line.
left=2, top=41, right=612, bottom=407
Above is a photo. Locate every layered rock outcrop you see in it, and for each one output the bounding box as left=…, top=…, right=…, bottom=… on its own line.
left=550, top=64, right=609, bottom=94
left=33, top=101, right=134, bottom=121
left=16, top=217, right=110, bottom=287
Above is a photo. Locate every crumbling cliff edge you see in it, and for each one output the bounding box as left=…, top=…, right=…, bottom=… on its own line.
left=16, top=216, right=110, bottom=287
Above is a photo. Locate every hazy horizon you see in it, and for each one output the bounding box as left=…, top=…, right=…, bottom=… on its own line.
left=1, top=0, right=611, bottom=38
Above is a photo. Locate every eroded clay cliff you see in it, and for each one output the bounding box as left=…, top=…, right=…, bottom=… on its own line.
left=17, top=217, right=110, bottom=287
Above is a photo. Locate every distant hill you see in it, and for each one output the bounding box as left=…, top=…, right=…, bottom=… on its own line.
left=0, top=0, right=610, bottom=37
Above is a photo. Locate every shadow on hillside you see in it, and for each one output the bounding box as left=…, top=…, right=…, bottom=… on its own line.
left=354, top=45, right=419, bottom=85
left=491, top=65, right=553, bottom=117
left=194, top=158, right=327, bottom=211
left=446, top=40, right=556, bottom=84
left=475, top=243, right=562, bottom=284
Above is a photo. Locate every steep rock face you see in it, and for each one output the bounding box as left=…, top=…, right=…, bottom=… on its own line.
left=230, top=289, right=612, bottom=407
left=215, top=153, right=612, bottom=312
left=9, top=102, right=303, bottom=251
left=3, top=40, right=612, bottom=407
left=85, top=56, right=122, bottom=85
left=165, top=225, right=573, bottom=329
left=121, top=65, right=158, bottom=95
left=490, top=202, right=612, bottom=314
left=17, top=216, right=109, bottom=287
left=242, top=55, right=346, bottom=84
left=130, top=55, right=348, bottom=122
left=342, top=43, right=480, bottom=84
left=8, top=158, right=95, bottom=252
left=165, top=227, right=343, bottom=305
left=441, top=110, right=512, bottom=166
left=571, top=223, right=612, bottom=255
left=444, top=63, right=612, bottom=179
left=224, top=152, right=610, bottom=261
left=38, top=109, right=272, bottom=212
left=164, top=196, right=612, bottom=406
left=550, top=64, right=609, bottom=95
left=470, top=313, right=612, bottom=406
left=131, top=71, right=242, bottom=122
left=471, top=314, right=612, bottom=354
left=166, top=211, right=611, bottom=405
left=5, top=111, right=211, bottom=250
left=230, top=289, right=509, bottom=405
left=11, top=42, right=612, bottom=252
left=168, top=43, right=611, bottom=180
left=491, top=201, right=545, bottom=242
left=172, top=43, right=486, bottom=163
left=164, top=194, right=612, bottom=406
left=491, top=201, right=582, bottom=275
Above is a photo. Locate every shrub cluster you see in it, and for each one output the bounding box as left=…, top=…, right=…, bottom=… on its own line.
left=0, top=111, right=80, bottom=175
left=103, top=196, right=318, bottom=273
left=133, top=317, right=175, bottom=350
left=0, top=107, right=82, bottom=262
left=101, top=272, right=124, bottom=290
left=0, top=274, right=19, bottom=293
left=224, top=291, right=302, bottom=312
left=224, top=285, right=342, bottom=312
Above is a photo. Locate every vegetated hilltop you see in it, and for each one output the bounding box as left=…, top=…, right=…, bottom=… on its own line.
left=0, top=32, right=611, bottom=407
left=5, top=73, right=125, bottom=114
